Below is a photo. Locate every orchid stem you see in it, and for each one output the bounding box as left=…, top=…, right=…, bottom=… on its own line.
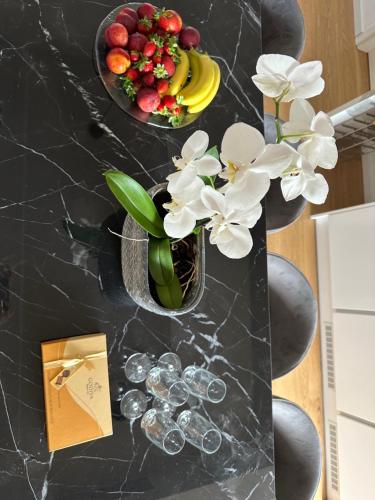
left=274, top=99, right=282, bottom=144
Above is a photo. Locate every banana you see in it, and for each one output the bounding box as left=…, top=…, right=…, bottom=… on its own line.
left=178, top=51, right=215, bottom=107
left=177, top=50, right=200, bottom=99
left=188, top=60, right=221, bottom=114
left=167, top=48, right=189, bottom=96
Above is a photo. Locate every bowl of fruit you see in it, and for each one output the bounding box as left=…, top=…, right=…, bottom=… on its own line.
left=94, top=2, right=221, bottom=129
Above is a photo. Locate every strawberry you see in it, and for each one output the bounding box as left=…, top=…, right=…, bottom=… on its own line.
left=143, top=72, right=155, bottom=87
left=143, top=41, right=157, bottom=57
left=173, top=106, right=182, bottom=116
left=142, top=60, right=154, bottom=73
left=156, top=79, right=169, bottom=94
left=157, top=102, right=166, bottom=113
left=163, top=95, right=177, bottom=110
left=138, top=17, right=154, bottom=35
left=137, top=3, right=156, bottom=20
left=153, top=53, right=162, bottom=64
left=130, top=50, right=140, bottom=62
left=160, top=55, right=175, bottom=77
left=125, top=67, right=139, bottom=81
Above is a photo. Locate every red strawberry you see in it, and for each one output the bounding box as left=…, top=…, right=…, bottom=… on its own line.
left=163, top=95, right=177, bottom=110
left=143, top=41, right=157, bottom=57
left=137, top=3, right=156, bottom=19
left=173, top=106, right=182, bottom=115
left=130, top=50, right=140, bottom=62
left=157, top=102, right=166, bottom=113
left=156, top=79, right=169, bottom=95
left=142, top=60, right=154, bottom=73
left=156, top=10, right=182, bottom=34
left=153, top=53, right=162, bottom=64
left=161, top=55, right=175, bottom=77
left=143, top=73, right=155, bottom=87
left=137, top=87, right=160, bottom=112
left=125, top=67, right=139, bottom=81
left=137, top=17, right=154, bottom=35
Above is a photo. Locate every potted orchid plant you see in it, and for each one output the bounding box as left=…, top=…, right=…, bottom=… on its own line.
left=104, top=54, right=338, bottom=315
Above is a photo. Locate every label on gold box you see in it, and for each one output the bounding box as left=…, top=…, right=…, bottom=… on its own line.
left=41, top=333, right=113, bottom=451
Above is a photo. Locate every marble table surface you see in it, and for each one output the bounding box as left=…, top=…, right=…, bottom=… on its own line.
left=0, top=0, right=274, bottom=498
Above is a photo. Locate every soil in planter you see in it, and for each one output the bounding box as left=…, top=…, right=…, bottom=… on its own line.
left=149, top=191, right=198, bottom=307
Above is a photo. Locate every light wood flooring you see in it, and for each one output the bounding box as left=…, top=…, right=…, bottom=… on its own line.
left=266, top=1, right=370, bottom=498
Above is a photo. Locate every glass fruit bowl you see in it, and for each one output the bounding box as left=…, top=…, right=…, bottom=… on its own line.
left=94, top=2, right=203, bottom=129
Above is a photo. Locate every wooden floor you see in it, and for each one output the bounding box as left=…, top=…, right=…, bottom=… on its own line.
left=266, top=1, right=370, bottom=499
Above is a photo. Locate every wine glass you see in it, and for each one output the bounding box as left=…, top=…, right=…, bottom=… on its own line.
left=158, top=352, right=182, bottom=374
left=146, top=367, right=189, bottom=407
left=152, top=398, right=176, bottom=417
left=177, top=410, right=222, bottom=454
left=141, top=409, right=185, bottom=455
left=124, top=353, right=154, bottom=383
left=182, top=366, right=227, bottom=403
left=120, top=389, right=148, bottom=420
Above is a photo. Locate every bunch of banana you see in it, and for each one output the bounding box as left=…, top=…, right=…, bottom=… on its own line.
left=177, top=49, right=221, bottom=114
left=167, top=47, right=190, bottom=96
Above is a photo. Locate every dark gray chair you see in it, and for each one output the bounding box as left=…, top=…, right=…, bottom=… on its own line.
left=268, top=253, right=317, bottom=379
left=261, top=0, right=305, bottom=59
left=273, top=398, right=322, bottom=500
left=264, top=113, right=307, bottom=233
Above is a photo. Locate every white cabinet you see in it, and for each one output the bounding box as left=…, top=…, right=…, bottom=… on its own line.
left=334, top=312, right=375, bottom=424
left=328, top=204, right=375, bottom=312
left=337, top=414, right=375, bottom=500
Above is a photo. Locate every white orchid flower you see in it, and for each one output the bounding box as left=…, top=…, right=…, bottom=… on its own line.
left=282, top=98, right=338, bottom=169
left=280, top=145, right=329, bottom=204
left=163, top=177, right=213, bottom=239
left=219, top=122, right=297, bottom=209
left=167, top=130, right=222, bottom=193
left=201, top=186, right=262, bottom=259
left=252, top=54, right=325, bottom=102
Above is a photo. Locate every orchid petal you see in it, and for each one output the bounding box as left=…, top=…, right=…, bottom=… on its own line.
left=311, top=111, right=335, bottom=137
left=192, top=155, right=222, bottom=176
left=164, top=208, right=196, bottom=239
left=213, top=225, right=253, bottom=259
left=302, top=173, right=329, bottom=204
left=256, top=54, right=299, bottom=77
left=221, top=123, right=265, bottom=167
left=252, top=143, right=297, bottom=179
left=280, top=173, right=306, bottom=201
left=225, top=171, right=270, bottom=209
left=201, top=186, right=226, bottom=214
left=167, top=164, right=198, bottom=194
left=284, top=77, right=325, bottom=102
left=176, top=176, right=205, bottom=204
left=188, top=198, right=214, bottom=219
left=288, top=60, right=323, bottom=88
left=228, top=203, right=263, bottom=228
left=251, top=73, right=290, bottom=99
left=181, top=130, right=209, bottom=161
left=298, top=136, right=338, bottom=169
left=282, top=99, right=316, bottom=140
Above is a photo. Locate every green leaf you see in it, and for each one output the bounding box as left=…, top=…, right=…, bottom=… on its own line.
left=206, top=145, right=219, bottom=160
left=104, top=170, right=166, bottom=238
left=200, top=175, right=215, bottom=187
left=155, top=273, right=183, bottom=309
left=148, top=237, right=174, bottom=285
left=192, top=226, right=202, bottom=235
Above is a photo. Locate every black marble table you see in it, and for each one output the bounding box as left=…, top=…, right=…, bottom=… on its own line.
left=0, top=1, right=274, bottom=498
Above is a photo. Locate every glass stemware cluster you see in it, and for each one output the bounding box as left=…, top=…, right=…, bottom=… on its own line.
left=120, top=351, right=226, bottom=455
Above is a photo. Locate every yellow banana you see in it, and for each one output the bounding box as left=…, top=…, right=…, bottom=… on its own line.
left=167, top=48, right=189, bottom=96
left=177, top=50, right=200, bottom=99
left=179, top=51, right=215, bottom=106
left=188, top=60, right=221, bottom=114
